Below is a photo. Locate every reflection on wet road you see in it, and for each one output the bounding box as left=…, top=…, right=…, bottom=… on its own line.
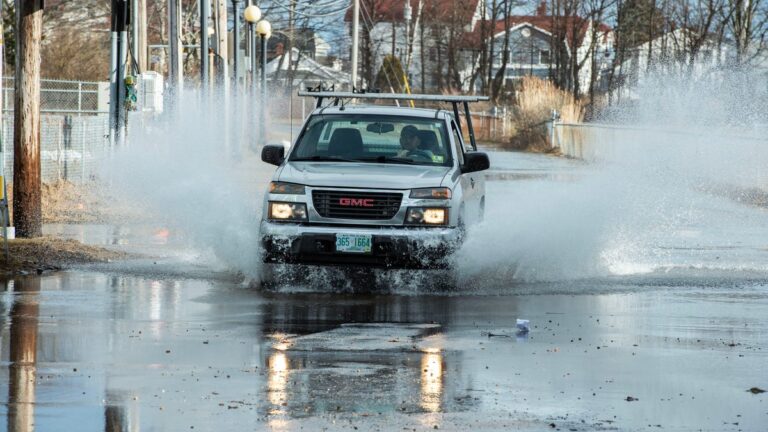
left=5, top=278, right=39, bottom=432
left=0, top=272, right=766, bottom=431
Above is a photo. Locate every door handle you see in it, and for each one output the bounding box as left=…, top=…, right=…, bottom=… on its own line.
left=470, top=178, right=475, bottom=188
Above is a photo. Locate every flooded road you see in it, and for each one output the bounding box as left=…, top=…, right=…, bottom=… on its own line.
left=2, top=151, right=767, bottom=431
left=1, top=274, right=766, bottom=431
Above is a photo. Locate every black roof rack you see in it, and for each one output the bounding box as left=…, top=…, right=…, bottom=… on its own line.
left=297, top=90, right=490, bottom=151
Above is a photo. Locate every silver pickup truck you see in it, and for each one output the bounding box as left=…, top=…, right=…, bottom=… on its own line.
left=259, top=92, right=490, bottom=274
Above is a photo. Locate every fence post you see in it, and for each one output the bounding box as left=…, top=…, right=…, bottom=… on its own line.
left=63, top=115, right=72, bottom=181
left=549, top=109, right=560, bottom=150
left=81, top=119, right=86, bottom=183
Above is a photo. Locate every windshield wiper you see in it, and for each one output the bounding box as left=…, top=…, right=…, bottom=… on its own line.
left=359, top=156, right=416, bottom=165
left=291, top=155, right=360, bottom=163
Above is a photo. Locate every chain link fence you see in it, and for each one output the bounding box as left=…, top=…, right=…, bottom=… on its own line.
left=2, top=78, right=111, bottom=184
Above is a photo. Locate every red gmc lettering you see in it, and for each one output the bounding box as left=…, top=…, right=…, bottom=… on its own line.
left=339, top=198, right=375, bottom=207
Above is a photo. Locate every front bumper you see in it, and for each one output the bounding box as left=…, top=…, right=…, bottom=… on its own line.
left=260, top=221, right=462, bottom=268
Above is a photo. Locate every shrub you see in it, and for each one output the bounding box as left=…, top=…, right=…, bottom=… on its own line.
left=375, top=55, right=405, bottom=93
left=508, top=76, right=583, bottom=151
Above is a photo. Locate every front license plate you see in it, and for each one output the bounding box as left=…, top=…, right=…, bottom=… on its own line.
left=335, top=234, right=372, bottom=254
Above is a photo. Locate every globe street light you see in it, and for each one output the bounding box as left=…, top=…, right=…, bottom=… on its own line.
left=256, top=19, right=271, bottom=146
left=243, top=4, right=261, bottom=23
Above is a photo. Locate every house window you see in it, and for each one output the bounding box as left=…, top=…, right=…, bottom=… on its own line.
left=512, top=50, right=529, bottom=64
left=540, top=50, right=551, bottom=64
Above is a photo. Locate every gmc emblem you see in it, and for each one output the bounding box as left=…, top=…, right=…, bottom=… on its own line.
left=339, top=198, right=375, bottom=207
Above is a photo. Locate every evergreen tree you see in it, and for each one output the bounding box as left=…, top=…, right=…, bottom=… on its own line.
left=616, top=0, right=669, bottom=52
left=374, top=55, right=405, bottom=92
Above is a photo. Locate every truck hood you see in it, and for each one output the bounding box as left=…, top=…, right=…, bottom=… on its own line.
left=278, top=162, right=451, bottom=190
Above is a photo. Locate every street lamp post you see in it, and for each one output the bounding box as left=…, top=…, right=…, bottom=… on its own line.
left=199, top=0, right=210, bottom=90
left=232, top=0, right=241, bottom=88
left=244, top=5, right=261, bottom=94
left=243, top=5, right=261, bottom=151
left=256, top=19, right=271, bottom=146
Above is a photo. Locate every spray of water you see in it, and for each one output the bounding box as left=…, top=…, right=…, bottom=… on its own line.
left=106, top=90, right=273, bottom=279
left=456, top=70, right=768, bottom=286
left=105, top=71, right=767, bottom=290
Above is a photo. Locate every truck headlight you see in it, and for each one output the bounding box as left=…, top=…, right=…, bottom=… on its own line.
left=405, top=207, right=448, bottom=225
left=269, top=182, right=306, bottom=194
left=268, top=202, right=308, bottom=221
left=410, top=187, right=452, bottom=199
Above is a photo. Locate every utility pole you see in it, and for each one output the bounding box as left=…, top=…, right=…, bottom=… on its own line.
left=0, top=0, right=5, bottom=180
left=138, top=0, right=147, bottom=71
left=13, top=0, right=44, bottom=237
left=213, top=0, right=229, bottom=153
left=109, top=0, right=129, bottom=146
left=168, top=0, right=183, bottom=109
left=232, top=0, right=241, bottom=88
left=403, top=1, right=411, bottom=63
left=351, top=0, right=359, bottom=89
left=200, top=0, right=210, bottom=90
left=286, top=0, right=295, bottom=86
left=131, top=0, right=139, bottom=72
left=131, top=0, right=148, bottom=73
left=215, top=0, right=228, bottom=81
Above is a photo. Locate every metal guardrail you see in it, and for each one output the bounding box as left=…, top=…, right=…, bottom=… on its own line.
left=551, top=121, right=768, bottom=161
left=555, top=122, right=768, bottom=143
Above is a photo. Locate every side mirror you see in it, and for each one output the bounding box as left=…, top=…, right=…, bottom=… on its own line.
left=261, top=145, right=285, bottom=166
left=461, top=152, right=490, bottom=173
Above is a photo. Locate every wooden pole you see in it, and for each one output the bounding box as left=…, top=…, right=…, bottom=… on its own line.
left=138, top=0, right=148, bottom=71
left=13, top=0, right=44, bottom=238
left=0, top=0, right=5, bottom=178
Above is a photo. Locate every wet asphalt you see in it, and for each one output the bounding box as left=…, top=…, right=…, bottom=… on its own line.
left=1, top=273, right=766, bottom=431
left=1, top=151, right=767, bottom=431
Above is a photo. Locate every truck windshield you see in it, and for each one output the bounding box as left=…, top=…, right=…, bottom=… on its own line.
left=290, top=115, right=452, bottom=166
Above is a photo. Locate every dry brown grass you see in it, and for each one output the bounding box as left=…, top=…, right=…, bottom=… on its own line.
left=6, top=180, right=144, bottom=224
left=508, top=77, right=584, bottom=151
left=0, top=237, right=129, bottom=275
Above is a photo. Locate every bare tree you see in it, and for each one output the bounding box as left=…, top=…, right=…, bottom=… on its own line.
left=671, top=0, right=729, bottom=69
left=491, top=0, right=514, bottom=101
left=729, top=0, right=768, bottom=63
left=42, top=30, right=109, bottom=80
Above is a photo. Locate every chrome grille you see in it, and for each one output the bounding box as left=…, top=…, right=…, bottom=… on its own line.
left=312, top=190, right=402, bottom=220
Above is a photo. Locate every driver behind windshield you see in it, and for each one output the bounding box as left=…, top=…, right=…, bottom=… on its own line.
left=397, top=125, right=433, bottom=159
